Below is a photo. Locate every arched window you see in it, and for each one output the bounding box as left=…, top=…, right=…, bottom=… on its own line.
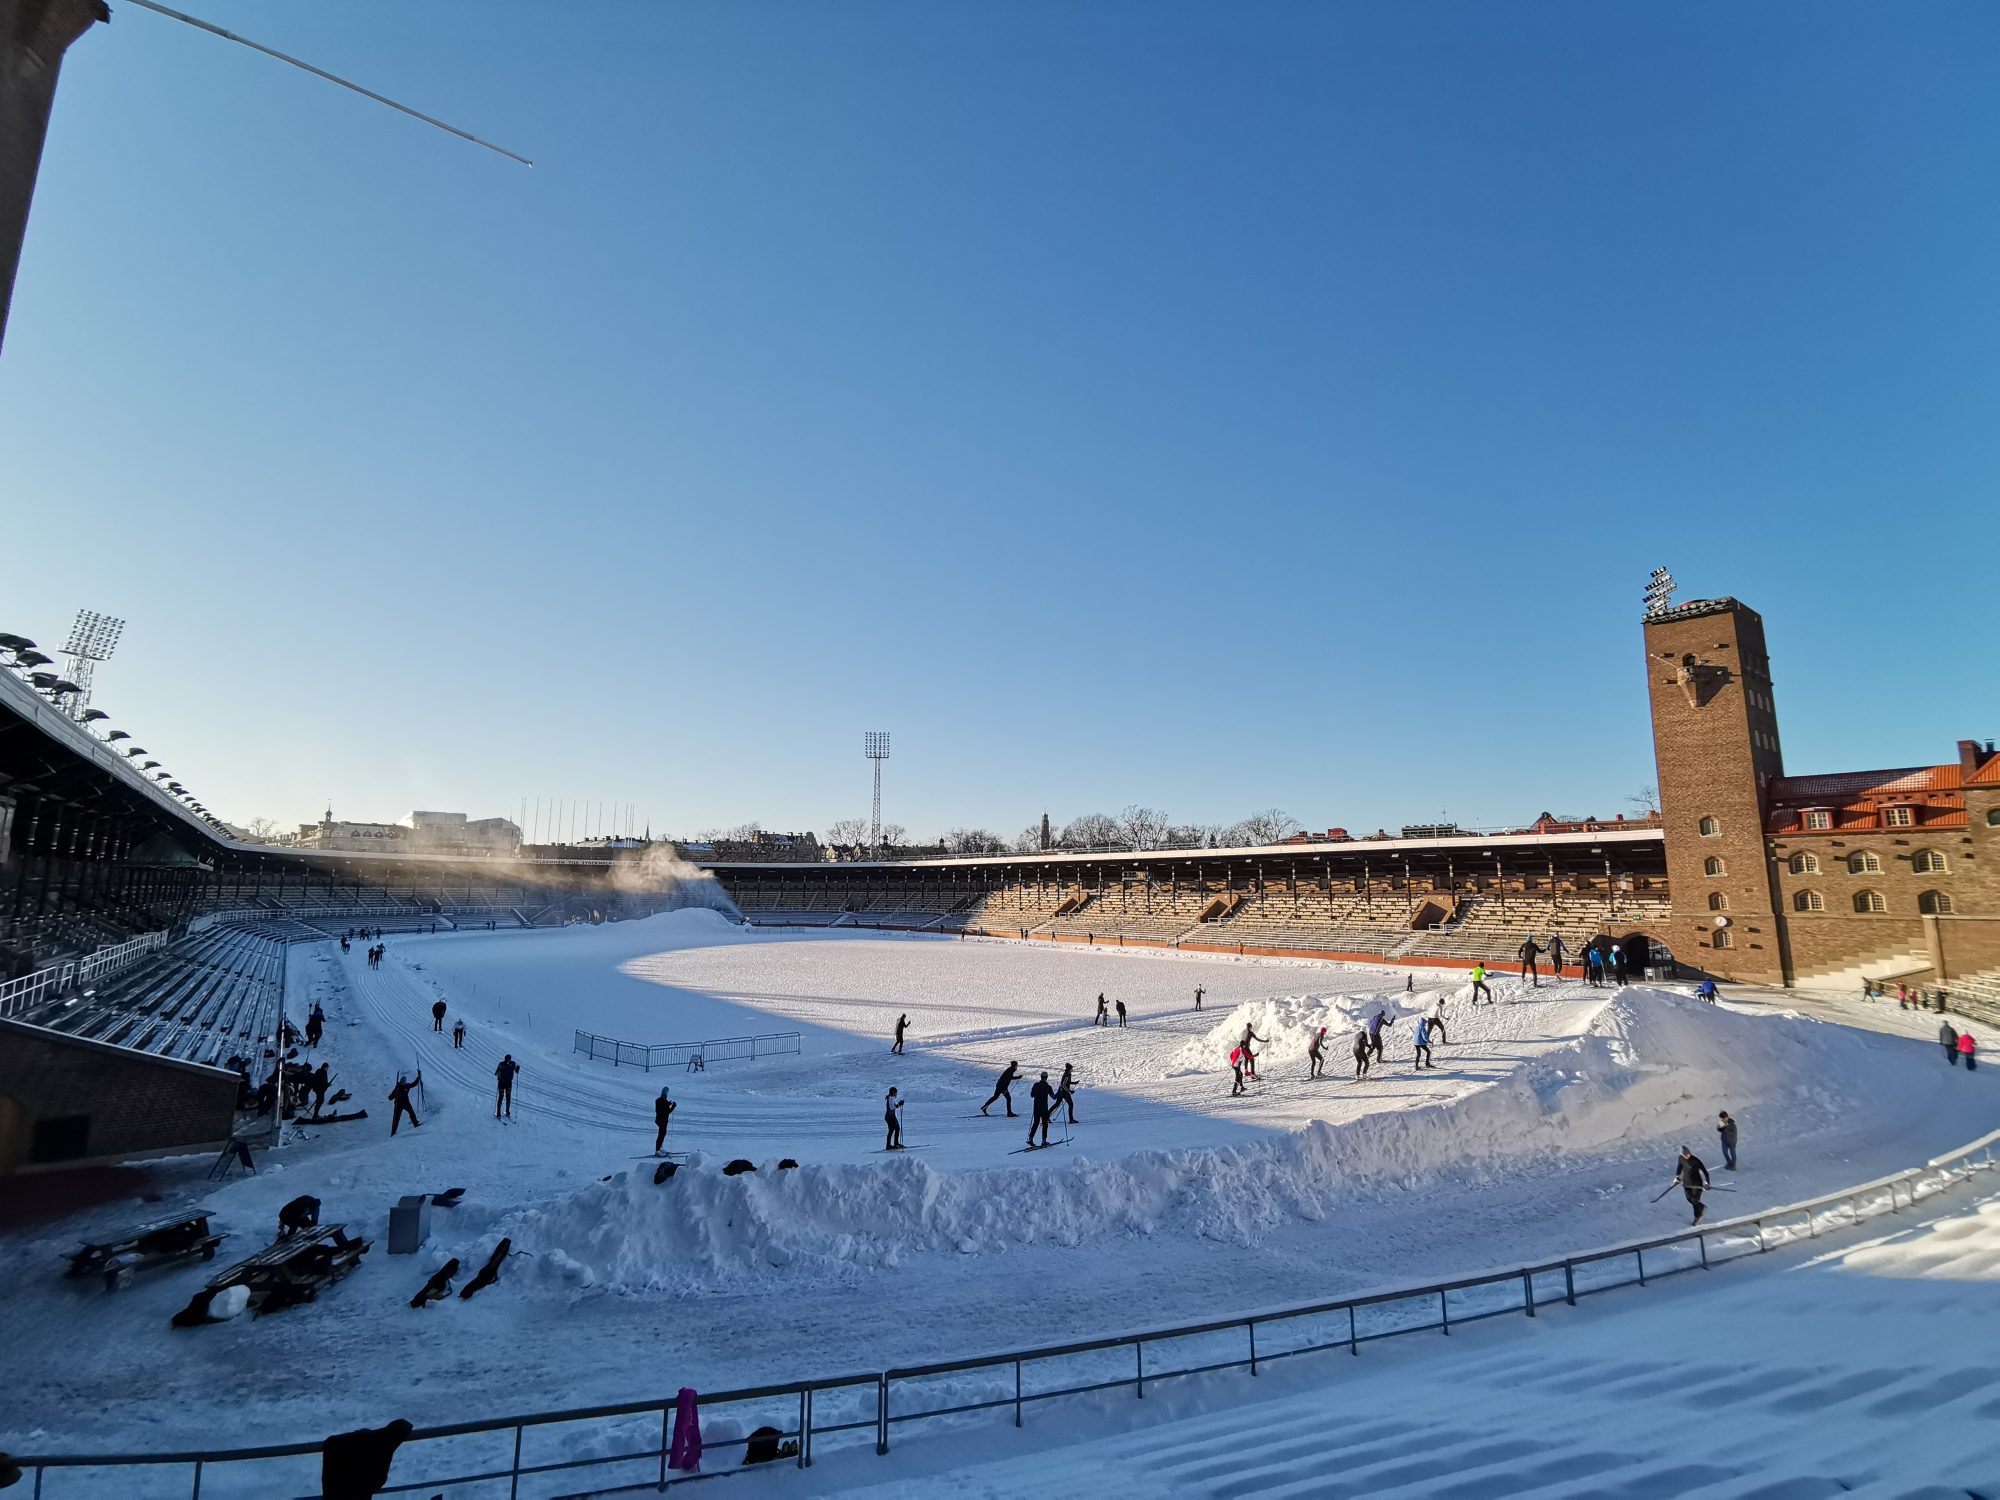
left=1712, top=929, right=1732, bottom=949
left=1912, top=850, right=1948, bottom=875
left=1848, top=851, right=1882, bottom=875
left=1793, top=890, right=1824, bottom=912
left=1989, top=808, right=2000, bottom=827
left=1704, top=856, right=1725, bottom=877
left=1708, top=892, right=1728, bottom=911
left=1789, top=853, right=1820, bottom=875
left=1698, top=816, right=1720, bottom=837
left=1919, top=891, right=1954, bottom=915
left=1854, top=890, right=1886, bottom=914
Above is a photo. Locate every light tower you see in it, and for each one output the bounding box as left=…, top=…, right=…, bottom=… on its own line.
left=1643, top=566, right=1677, bottom=618
left=59, top=609, right=124, bottom=722
left=864, top=731, right=891, bottom=854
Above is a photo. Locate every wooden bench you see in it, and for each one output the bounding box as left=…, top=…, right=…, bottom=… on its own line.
left=68, top=1210, right=224, bottom=1291
left=208, top=1224, right=370, bottom=1314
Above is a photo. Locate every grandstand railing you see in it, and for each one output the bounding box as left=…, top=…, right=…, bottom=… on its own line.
left=0, top=931, right=167, bottom=1020
left=572, top=1028, right=802, bottom=1070
left=17, top=1127, right=1998, bottom=1498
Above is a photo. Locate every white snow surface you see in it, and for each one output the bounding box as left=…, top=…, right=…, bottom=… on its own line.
left=2, top=911, right=1993, bottom=1471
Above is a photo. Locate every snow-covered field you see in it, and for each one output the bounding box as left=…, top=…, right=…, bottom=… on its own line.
left=3, top=911, right=1993, bottom=1476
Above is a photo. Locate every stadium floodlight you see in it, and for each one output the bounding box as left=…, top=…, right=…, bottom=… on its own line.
left=58, top=609, right=124, bottom=721
left=1642, top=567, right=1677, bottom=619
left=864, top=732, right=891, bottom=853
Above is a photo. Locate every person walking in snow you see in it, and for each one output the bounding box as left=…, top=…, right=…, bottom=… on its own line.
left=981, top=1061, right=1023, bottom=1117
left=494, top=1055, right=519, bottom=1119
left=452, top=1019, right=466, bottom=1049
left=1584, top=946, right=1603, bottom=987
left=1366, top=1008, right=1395, bottom=1061
left=1469, top=965, right=1493, bottom=1005
left=1095, top=994, right=1109, bottom=1027
left=654, top=1087, right=676, bottom=1154
left=1307, top=1027, right=1327, bottom=1080
left=388, top=1072, right=422, bottom=1136
left=1611, top=944, right=1629, bottom=984
left=1674, top=1146, right=1711, bottom=1224
left=1942, top=1019, right=1960, bottom=1065
left=1413, top=1016, right=1435, bottom=1070
left=1716, top=1111, right=1738, bottom=1171
left=1351, top=1028, right=1372, bottom=1080
left=1240, top=1023, right=1267, bottom=1079
left=884, top=1087, right=904, bottom=1150
left=431, top=999, right=447, bottom=1033
left=892, top=1014, right=908, bottom=1055
left=1959, top=1031, right=1979, bottom=1072
left=1194, top=986, right=1205, bottom=1011
left=1230, top=1047, right=1248, bottom=1097
left=1027, top=1072, right=1055, bottom=1148
left=1115, top=999, right=1127, bottom=1028
left=1053, top=1062, right=1079, bottom=1123
left=1517, top=937, right=1543, bottom=988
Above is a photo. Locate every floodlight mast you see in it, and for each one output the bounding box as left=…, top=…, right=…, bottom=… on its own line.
left=1642, top=567, right=1677, bottom=619
left=864, top=732, right=891, bottom=855
left=59, top=609, right=124, bottom=721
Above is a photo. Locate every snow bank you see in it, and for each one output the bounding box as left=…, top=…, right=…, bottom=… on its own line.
left=1171, top=995, right=1423, bottom=1073
left=449, top=990, right=1862, bottom=1291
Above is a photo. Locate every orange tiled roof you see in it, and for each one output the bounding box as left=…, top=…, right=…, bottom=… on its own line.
left=1771, top=766, right=1961, bottom=802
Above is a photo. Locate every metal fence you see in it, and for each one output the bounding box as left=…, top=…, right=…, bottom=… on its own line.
left=18, top=1127, right=1998, bottom=1499
left=0, top=931, right=167, bottom=1021
left=571, top=1029, right=802, bottom=1071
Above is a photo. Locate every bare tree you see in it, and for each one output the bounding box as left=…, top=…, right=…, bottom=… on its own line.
left=825, top=817, right=870, bottom=847
left=878, top=822, right=909, bottom=849
left=243, top=816, right=281, bottom=843
left=943, top=827, right=1006, bottom=855
left=1012, top=824, right=1044, bottom=854
left=1230, top=808, right=1301, bottom=847
left=1060, top=812, right=1122, bottom=850
left=1626, top=785, right=1661, bottom=816
left=1159, top=823, right=1210, bottom=850
left=1118, top=805, right=1171, bottom=851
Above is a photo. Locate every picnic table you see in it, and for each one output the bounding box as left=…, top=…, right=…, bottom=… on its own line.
left=207, top=1223, right=370, bottom=1314
left=67, top=1209, right=223, bottom=1291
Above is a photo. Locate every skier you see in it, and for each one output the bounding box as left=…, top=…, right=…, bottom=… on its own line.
left=1547, top=934, right=1567, bottom=975
left=1517, top=937, right=1543, bottom=988
left=309, top=1062, right=331, bottom=1114
left=452, top=1019, right=466, bottom=1049
left=388, top=1072, right=422, bottom=1136
left=981, top=1061, right=1023, bottom=1117
left=1095, top=994, right=1109, bottom=1027
left=1239, top=1023, right=1267, bottom=1080
left=653, top=1087, right=676, bottom=1154
left=431, top=999, right=447, bottom=1033
left=1695, top=979, right=1718, bottom=1004
left=1413, top=1015, right=1435, bottom=1070
left=306, top=1002, right=326, bottom=1048
left=1959, top=1031, right=1979, bottom=1072
left=1115, top=999, right=1128, bottom=1028
left=1611, top=944, right=1629, bottom=984
left=1426, top=995, right=1449, bottom=1045
left=1469, top=965, right=1493, bottom=1005
left=1716, top=1110, right=1738, bottom=1171
left=1405, top=974, right=1415, bottom=994
left=494, top=1055, right=519, bottom=1118
left=1351, top=1028, right=1372, bottom=1080
left=1366, top=1008, right=1394, bottom=1061
left=1027, top=1072, right=1055, bottom=1148
left=1306, top=1027, right=1327, bottom=1080
left=1194, top=986, right=1205, bottom=1011
left=1941, top=1019, right=1960, bottom=1065
left=1674, top=1146, right=1711, bottom=1224
left=1584, top=946, right=1603, bottom=986
left=1229, top=1047, right=1248, bottom=1097
left=1052, top=1062, right=1079, bottom=1123
left=892, top=1014, right=908, bottom=1055
left=884, top=1087, right=904, bottom=1150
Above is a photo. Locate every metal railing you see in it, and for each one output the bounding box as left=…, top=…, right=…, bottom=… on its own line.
left=571, top=1029, right=802, bottom=1071
left=0, top=931, right=167, bottom=1020
left=18, top=1127, right=1998, bottom=1499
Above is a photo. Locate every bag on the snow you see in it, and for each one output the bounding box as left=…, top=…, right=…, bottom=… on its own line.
left=722, top=1159, right=757, bottom=1176
left=654, top=1162, right=679, bottom=1184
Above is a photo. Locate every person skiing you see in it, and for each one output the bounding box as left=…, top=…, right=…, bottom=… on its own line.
left=1696, top=978, right=1718, bottom=1004
left=1517, top=937, right=1543, bottom=988
left=1959, top=1031, right=1979, bottom=1072
left=1366, top=1008, right=1394, bottom=1061
left=431, top=999, right=447, bottom=1033
left=1584, top=946, right=1603, bottom=986
left=1547, top=934, right=1566, bottom=975
left=1306, top=1027, right=1327, bottom=1080
left=1426, top=995, right=1449, bottom=1045
left=1052, top=1062, right=1079, bottom=1123
left=1351, top=1027, right=1372, bottom=1080
left=1115, top=999, right=1127, bottom=1028
left=452, top=1019, right=466, bottom=1049
left=1230, top=1046, right=1247, bottom=1097
left=1239, top=1023, right=1267, bottom=1079
left=1405, top=974, right=1415, bottom=994
left=653, top=1087, right=676, bottom=1154
left=1193, top=986, right=1205, bottom=1011
left=308, top=1062, right=332, bottom=1114
left=494, top=1055, right=519, bottom=1118
left=1716, top=1110, right=1738, bottom=1171
left=1611, top=944, right=1629, bottom=984
left=1027, top=1072, right=1055, bottom=1148
left=981, top=1061, right=1022, bottom=1117
left=884, top=1087, right=904, bottom=1150
left=387, top=1072, right=422, bottom=1136
left=1095, top=994, right=1109, bottom=1027
left=1674, top=1146, right=1711, bottom=1224
left=1942, top=1019, right=1960, bottom=1065
left=306, top=1002, right=326, bottom=1048
left=1413, top=1016, right=1435, bottom=1070
left=892, top=1014, right=908, bottom=1055
left=1469, top=965, right=1493, bottom=1005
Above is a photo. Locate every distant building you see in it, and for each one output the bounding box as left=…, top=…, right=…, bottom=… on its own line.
left=293, top=807, right=521, bottom=856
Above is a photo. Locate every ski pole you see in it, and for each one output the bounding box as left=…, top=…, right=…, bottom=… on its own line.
left=1651, top=1181, right=1679, bottom=1203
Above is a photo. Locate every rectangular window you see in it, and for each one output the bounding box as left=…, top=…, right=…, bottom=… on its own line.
left=1804, top=811, right=1831, bottom=830
left=1884, top=807, right=1914, bottom=828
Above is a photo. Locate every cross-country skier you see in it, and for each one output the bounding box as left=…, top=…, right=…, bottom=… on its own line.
left=1307, top=1027, right=1327, bottom=1079
left=431, top=999, right=447, bottom=1033
left=981, top=1061, right=1022, bottom=1117
left=1028, top=1072, right=1055, bottom=1147
left=1716, top=1110, right=1737, bottom=1170
left=1053, top=1062, right=1079, bottom=1123
left=1230, top=1047, right=1247, bottom=1097
left=452, top=1019, right=466, bottom=1049
left=1405, top=974, right=1415, bottom=994
left=1517, top=937, right=1542, bottom=987
left=1095, top=994, right=1109, bottom=1027
left=892, top=1014, right=908, bottom=1055
left=1584, top=946, right=1603, bottom=986
left=1942, top=1019, right=1960, bottom=1064
left=1696, top=979, right=1718, bottom=1003
left=654, top=1087, right=676, bottom=1154
left=1351, top=1028, right=1372, bottom=1080
left=1240, top=1023, right=1267, bottom=1079
left=1675, top=1146, right=1711, bottom=1224
left=494, top=1055, right=519, bottom=1119
left=884, top=1088, right=904, bottom=1150
left=1426, top=995, right=1449, bottom=1045
left=1366, top=1008, right=1394, bottom=1060
left=1469, top=965, right=1493, bottom=1005
left=1194, top=986, right=1205, bottom=1011
left=388, top=1072, right=422, bottom=1136
left=1413, top=1016, right=1435, bottom=1070
left=1547, top=935, right=1566, bottom=974
left=1115, top=999, right=1127, bottom=1028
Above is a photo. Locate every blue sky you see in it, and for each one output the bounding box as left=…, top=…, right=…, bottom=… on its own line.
left=2, top=1, right=1994, bottom=842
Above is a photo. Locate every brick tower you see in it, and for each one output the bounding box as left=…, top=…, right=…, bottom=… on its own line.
left=1643, top=595, right=1788, bottom=983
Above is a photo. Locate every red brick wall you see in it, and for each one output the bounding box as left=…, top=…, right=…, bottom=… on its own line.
left=0, top=1019, right=238, bottom=1172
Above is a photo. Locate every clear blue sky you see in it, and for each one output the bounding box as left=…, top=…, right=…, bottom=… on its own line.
left=2, top=1, right=1994, bottom=842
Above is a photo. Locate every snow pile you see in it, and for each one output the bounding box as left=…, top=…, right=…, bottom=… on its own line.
left=451, top=990, right=1866, bottom=1290
left=1170, top=995, right=1419, bottom=1073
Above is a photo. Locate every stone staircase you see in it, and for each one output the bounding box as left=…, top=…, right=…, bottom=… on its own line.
left=1792, top=949, right=1931, bottom=996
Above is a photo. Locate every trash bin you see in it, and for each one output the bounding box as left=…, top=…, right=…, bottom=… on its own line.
left=388, top=1194, right=431, bottom=1255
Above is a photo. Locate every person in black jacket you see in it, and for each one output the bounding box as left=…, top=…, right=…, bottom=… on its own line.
left=981, top=1061, right=1022, bottom=1117
left=1052, top=1062, right=1079, bottom=1123
left=494, top=1055, right=519, bottom=1118
left=387, top=1073, right=421, bottom=1135
left=1716, top=1111, right=1738, bottom=1170
left=431, top=999, right=447, bottom=1033
left=1675, top=1147, right=1711, bottom=1223
left=321, top=1419, right=414, bottom=1499
left=1517, top=937, right=1543, bottom=987
left=1095, top=994, right=1109, bottom=1027
left=1240, top=1023, right=1268, bottom=1079
left=892, top=1014, right=908, bottom=1054
left=1027, top=1072, right=1055, bottom=1147
left=883, top=1087, right=904, bottom=1150
left=1351, top=1028, right=1372, bottom=1080
left=653, top=1087, right=676, bottom=1154
left=1306, top=1027, right=1327, bottom=1080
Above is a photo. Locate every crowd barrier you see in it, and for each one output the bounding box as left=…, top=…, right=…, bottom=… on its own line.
left=572, top=1028, right=801, bottom=1071
left=0, top=931, right=167, bottom=1020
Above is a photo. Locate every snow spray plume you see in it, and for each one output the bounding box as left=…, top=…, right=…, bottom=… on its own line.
left=612, top=843, right=742, bottom=918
